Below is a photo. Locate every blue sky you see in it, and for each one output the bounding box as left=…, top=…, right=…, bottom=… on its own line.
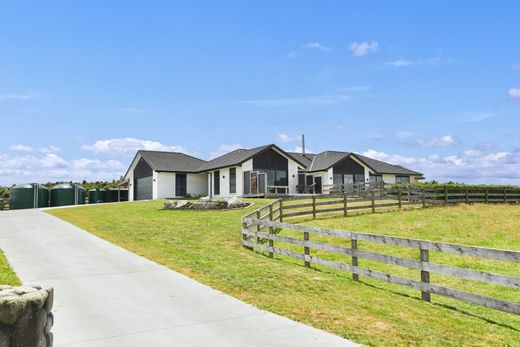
left=1, top=1, right=519, bottom=185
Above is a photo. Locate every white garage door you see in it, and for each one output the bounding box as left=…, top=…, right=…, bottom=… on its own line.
left=135, top=176, right=153, bottom=200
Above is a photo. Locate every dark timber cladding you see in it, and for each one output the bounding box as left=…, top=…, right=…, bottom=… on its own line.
left=134, top=157, right=153, bottom=200
left=333, top=156, right=365, bottom=183
left=253, top=148, right=288, bottom=186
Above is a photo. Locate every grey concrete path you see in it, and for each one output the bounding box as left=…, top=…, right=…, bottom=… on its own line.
left=0, top=209, right=357, bottom=347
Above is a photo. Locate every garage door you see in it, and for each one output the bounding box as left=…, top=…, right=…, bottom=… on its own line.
left=135, top=176, right=153, bottom=200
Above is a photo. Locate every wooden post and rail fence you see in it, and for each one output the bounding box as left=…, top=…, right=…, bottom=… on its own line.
left=241, top=199, right=520, bottom=315
left=278, top=184, right=520, bottom=220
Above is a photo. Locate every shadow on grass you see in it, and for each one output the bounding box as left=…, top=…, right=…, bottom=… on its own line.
left=252, top=249, right=520, bottom=333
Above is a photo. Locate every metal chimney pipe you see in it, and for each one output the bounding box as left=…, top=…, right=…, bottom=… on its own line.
left=302, top=134, right=305, bottom=154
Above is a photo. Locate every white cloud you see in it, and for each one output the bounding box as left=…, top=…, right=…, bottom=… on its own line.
left=287, top=51, right=299, bottom=58
left=0, top=153, right=126, bottom=185
left=82, top=137, right=191, bottom=156
left=233, top=94, right=352, bottom=107
left=302, top=42, right=331, bottom=51
left=210, top=144, right=242, bottom=159
left=417, top=135, right=458, bottom=148
left=9, top=144, right=60, bottom=153
left=0, top=92, right=38, bottom=101
left=10, top=144, right=33, bottom=152
left=362, top=148, right=520, bottom=184
left=349, top=41, right=379, bottom=57
left=460, top=112, right=492, bottom=123
left=385, top=58, right=440, bottom=67
left=508, top=88, right=520, bottom=99
left=277, top=134, right=301, bottom=143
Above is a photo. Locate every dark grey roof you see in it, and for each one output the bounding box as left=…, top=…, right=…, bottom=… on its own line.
left=138, top=150, right=207, bottom=173
left=354, top=154, right=423, bottom=176
left=288, top=152, right=315, bottom=168
left=200, top=144, right=307, bottom=172
left=298, top=150, right=422, bottom=176
left=306, top=151, right=351, bottom=172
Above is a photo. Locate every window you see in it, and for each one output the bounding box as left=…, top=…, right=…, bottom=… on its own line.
left=395, top=175, right=410, bottom=184
left=214, top=170, right=220, bottom=195
left=229, top=168, right=236, bottom=194
left=369, top=174, right=383, bottom=182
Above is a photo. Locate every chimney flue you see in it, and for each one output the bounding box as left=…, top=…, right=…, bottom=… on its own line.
left=301, top=134, right=305, bottom=154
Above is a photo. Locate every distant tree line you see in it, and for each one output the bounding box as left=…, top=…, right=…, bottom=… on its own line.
left=0, top=179, right=125, bottom=198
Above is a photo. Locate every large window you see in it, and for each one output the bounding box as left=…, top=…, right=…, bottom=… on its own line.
left=175, top=173, right=187, bottom=196
left=229, top=168, right=236, bottom=194
left=214, top=170, right=220, bottom=195
left=395, top=175, right=410, bottom=184
left=253, top=149, right=289, bottom=187
left=369, top=174, right=383, bottom=182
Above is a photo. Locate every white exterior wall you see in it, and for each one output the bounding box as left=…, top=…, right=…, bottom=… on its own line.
left=383, top=174, right=396, bottom=183
left=235, top=166, right=244, bottom=196
left=288, top=161, right=299, bottom=194
left=156, top=172, right=175, bottom=199
left=128, top=170, right=134, bottom=201
left=152, top=171, right=159, bottom=200
left=187, top=173, right=208, bottom=196
left=363, top=167, right=371, bottom=183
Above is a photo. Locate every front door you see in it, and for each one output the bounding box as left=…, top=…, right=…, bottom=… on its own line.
left=314, top=177, right=322, bottom=194
left=175, top=173, right=187, bottom=197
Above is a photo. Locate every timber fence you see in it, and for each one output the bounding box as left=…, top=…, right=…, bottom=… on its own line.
left=279, top=184, right=520, bottom=220
left=241, top=198, right=520, bottom=315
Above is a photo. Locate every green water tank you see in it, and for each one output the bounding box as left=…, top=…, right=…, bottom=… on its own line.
left=88, top=189, right=106, bottom=204
left=10, top=183, right=49, bottom=210
left=50, top=183, right=85, bottom=207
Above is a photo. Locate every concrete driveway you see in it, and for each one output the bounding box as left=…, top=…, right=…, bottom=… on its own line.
left=0, top=209, right=356, bottom=347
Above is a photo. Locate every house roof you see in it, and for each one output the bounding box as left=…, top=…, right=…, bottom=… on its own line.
left=199, top=144, right=307, bottom=172
left=287, top=152, right=316, bottom=168
left=133, top=150, right=207, bottom=174
left=354, top=153, right=423, bottom=176
left=294, top=150, right=423, bottom=176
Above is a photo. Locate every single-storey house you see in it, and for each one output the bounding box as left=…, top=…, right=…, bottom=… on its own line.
left=198, top=144, right=306, bottom=198
left=123, top=150, right=208, bottom=201
left=289, top=151, right=423, bottom=194
left=123, top=144, right=423, bottom=201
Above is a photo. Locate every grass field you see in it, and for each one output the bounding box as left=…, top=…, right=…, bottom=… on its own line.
left=0, top=249, right=20, bottom=286
left=47, top=201, right=520, bottom=346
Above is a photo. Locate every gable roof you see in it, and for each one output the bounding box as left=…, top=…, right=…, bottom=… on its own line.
left=296, top=150, right=423, bottom=176
left=354, top=154, right=423, bottom=176
left=124, top=150, right=207, bottom=178
left=287, top=152, right=315, bottom=169
left=199, top=144, right=306, bottom=172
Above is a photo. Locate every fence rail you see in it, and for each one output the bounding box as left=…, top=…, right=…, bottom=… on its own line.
left=241, top=210, right=520, bottom=315
left=279, top=185, right=520, bottom=220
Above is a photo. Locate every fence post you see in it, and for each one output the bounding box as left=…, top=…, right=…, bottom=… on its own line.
left=343, top=194, right=348, bottom=217
left=256, top=210, right=261, bottom=243
left=351, top=239, right=359, bottom=281
left=504, top=188, right=507, bottom=203
left=312, top=196, right=317, bottom=220
left=420, top=249, right=431, bottom=302
left=444, top=187, right=448, bottom=204
left=398, top=187, right=402, bottom=209
left=422, top=187, right=426, bottom=208
left=371, top=190, right=375, bottom=213
left=268, top=204, right=274, bottom=258
left=279, top=200, right=284, bottom=222
left=242, top=219, right=253, bottom=250
left=465, top=188, right=469, bottom=204
left=485, top=188, right=489, bottom=203
left=408, top=185, right=411, bottom=203
left=304, top=231, right=310, bottom=268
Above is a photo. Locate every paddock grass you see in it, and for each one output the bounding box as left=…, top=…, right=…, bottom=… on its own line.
left=47, top=201, right=520, bottom=346
left=0, top=249, right=20, bottom=286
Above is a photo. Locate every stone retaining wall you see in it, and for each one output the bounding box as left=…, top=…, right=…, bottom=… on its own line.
left=0, top=285, right=53, bottom=347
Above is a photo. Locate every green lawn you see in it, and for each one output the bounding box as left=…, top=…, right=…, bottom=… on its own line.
left=0, top=249, right=20, bottom=286
left=47, top=201, right=520, bottom=346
